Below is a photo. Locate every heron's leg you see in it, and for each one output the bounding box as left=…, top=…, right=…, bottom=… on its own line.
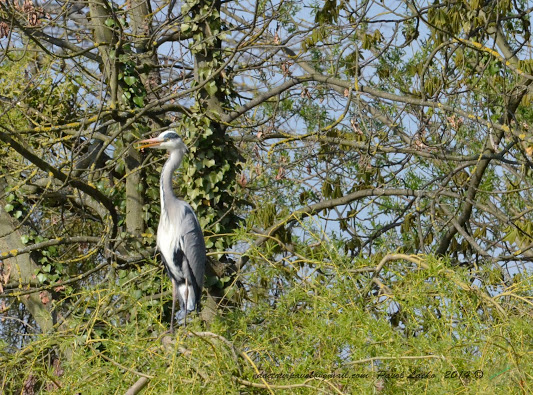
left=184, top=278, right=189, bottom=327
left=170, top=278, right=177, bottom=333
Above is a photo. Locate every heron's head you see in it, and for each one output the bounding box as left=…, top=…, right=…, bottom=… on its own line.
left=137, top=130, right=188, bottom=153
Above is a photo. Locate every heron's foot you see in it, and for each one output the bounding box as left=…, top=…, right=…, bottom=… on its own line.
left=162, top=327, right=175, bottom=336
left=176, top=309, right=197, bottom=327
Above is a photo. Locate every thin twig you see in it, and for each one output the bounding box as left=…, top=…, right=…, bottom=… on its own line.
left=124, top=377, right=149, bottom=395
left=346, top=354, right=445, bottom=365
left=89, top=345, right=154, bottom=379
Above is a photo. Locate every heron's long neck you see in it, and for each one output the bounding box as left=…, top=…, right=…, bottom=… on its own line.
left=160, top=149, right=184, bottom=211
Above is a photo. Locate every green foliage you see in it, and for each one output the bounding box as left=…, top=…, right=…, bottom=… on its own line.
left=178, top=112, right=241, bottom=251
left=315, top=0, right=340, bottom=25
left=117, top=47, right=147, bottom=108
left=175, top=0, right=243, bottom=251
left=0, top=56, right=80, bottom=125
left=2, top=247, right=532, bottom=393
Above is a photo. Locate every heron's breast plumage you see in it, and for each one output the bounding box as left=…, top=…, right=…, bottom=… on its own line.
left=157, top=198, right=205, bottom=287
left=157, top=200, right=186, bottom=277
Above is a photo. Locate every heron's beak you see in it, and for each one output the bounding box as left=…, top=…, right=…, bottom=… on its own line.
left=137, top=137, right=163, bottom=150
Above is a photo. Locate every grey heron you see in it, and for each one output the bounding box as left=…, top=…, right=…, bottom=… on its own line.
left=138, top=130, right=206, bottom=331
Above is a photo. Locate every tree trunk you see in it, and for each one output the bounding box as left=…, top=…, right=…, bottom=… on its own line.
left=0, top=182, right=53, bottom=334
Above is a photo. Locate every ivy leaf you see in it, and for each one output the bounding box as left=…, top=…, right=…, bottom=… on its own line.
left=205, top=81, right=218, bottom=96
left=105, top=18, right=115, bottom=27
left=124, top=76, right=137, bottom=86
left=202, top=158, right=216, bottom=168
left=4, top=203, right=14, bottom=213
left=205, top=275, right=219, bottom=287
left=37, top=273, right=47, bottom=283
left=133, top=96, right=144, bottom=107
left=21, top=234, right=30, bottom=244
